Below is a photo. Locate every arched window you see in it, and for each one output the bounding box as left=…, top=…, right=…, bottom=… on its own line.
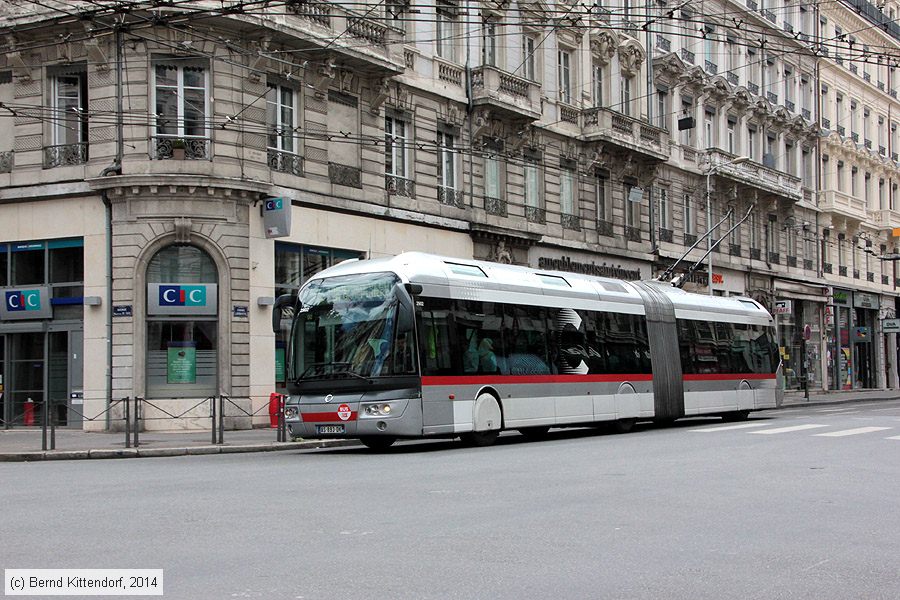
left=146, top=246, right=218, bottom=398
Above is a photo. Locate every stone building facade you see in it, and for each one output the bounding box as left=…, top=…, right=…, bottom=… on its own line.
left=1, top=0, right=899, bottom=430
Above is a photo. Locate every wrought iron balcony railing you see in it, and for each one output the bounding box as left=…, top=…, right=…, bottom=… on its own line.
left=526, top=206, right=546, bottom=224
left=385, top=174, right=415, bottom=198
left=153, top=137, right=209, bottom=160
left=438, top=186, right=464, bottom=208
left=0, top=150, right=12, bottom=173
left=43, top=143, right=88, bottom=168
left=268, top=149, right=304, bottom=176
left=484, top=196, right=507, bottom=217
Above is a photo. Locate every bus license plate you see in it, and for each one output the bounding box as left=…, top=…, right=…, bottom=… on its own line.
left=317, top=425, right=345, bottom=435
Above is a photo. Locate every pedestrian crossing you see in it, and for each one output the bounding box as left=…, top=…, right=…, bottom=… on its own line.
left=689, top=420, right=900, bottom=440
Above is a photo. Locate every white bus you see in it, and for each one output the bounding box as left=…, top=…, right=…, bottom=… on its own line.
left=274, top=253, right=781, bottom=449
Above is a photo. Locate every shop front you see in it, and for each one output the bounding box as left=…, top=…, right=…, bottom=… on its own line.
left=773, top=280, right=827, bottom=392
left=0, top=238, right=85, bottom=428
left=827, top=288, right=881, bottom=390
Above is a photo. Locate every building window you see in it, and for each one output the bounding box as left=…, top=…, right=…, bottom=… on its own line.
left=748, top=126, right=757, bottom=160
left=50, top=69, right=87, bottom=148
left=596, top=174, right=609, bottom=223
left=266, top=82, right=297, bottom=154
left=621, top=76, right=632, bottom=116
left=658, top=187, right=670, bottom=229
left=704, top=108, right=716, bottom=149
left=681, top=99, right=694, bottom=146
left=727, top=119, right=736, bottom=154
left=656, top=88, right=668, bottom=129
left=436, top=2, right=459, bottom=61
left=385, top=115, right=409, bottom=179
left=524, top=157, right=542, bottom=209
left=437, top=130, right=457, bottom=190
left=683, top=194, right=695, bottom=235
left=593, top=65, right=604, bottom=107
left=485, top=153, right=502, bottom=202
left=482, top=18, right=497, bottom=66
left=560, top=166, right=576, bottom=216
left=558, top=49, right=572, bottom=104
left=154, top=61, right=207, bottom=139
left=625, top=185, right=641, bottom=228
left=750, top=211, right=759, bottom=249
left=523, top=34, right=537, bottom=80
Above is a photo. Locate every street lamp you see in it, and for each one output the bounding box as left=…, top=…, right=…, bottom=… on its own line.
left=706, top=156, right=750, bottom=295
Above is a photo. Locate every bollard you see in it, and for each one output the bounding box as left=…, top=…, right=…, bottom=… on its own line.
left=41, top=398, right=48, bottom=451
left=217, top=395, right=224, bottom=445
left=277, top=395, right=285, bottom=443
left=133, top=397, right=141, bottom=448
left=49, top=399, right=56, bottom=450
left=124, top=396, right=131, bottom=449
left=210, top=396, right=217, bottom=444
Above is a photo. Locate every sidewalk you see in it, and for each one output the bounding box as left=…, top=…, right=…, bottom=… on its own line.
left=2, top=390, right=898, bottom=462
left=0, top=427, right=356, bottom=462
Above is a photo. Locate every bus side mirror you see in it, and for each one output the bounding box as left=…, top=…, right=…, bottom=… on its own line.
left=272, top=294, right=294, bottom=334
left=395, top=284, right=417, bottom=334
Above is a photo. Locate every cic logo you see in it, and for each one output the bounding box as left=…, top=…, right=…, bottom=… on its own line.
left=159, top=285, right=207, bottom=307
left=5, top=290, right=41, bottom=312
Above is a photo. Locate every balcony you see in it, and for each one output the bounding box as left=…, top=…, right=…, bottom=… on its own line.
left=0, top=150, right=12, bottom=173
left=822, top=118, right=831, bottom=129
left=268, top=149, right=303, bottom=177
left=656, top=35, right=671, bottom=52
left=819, top=189, right=868, bottom=222
left=659, top=228, right=674, bottom=243
left=562, top=213, right=581, bottom=231
left=785, top=100, right=795, bottom=112
left=582, top=108, right=670, bottom=162
left=748, top=82, right=760, bottom=95
left=884, top=275, right=891, bottom=285
left=802, top=108, right=811, bottom=120
left=804, top=259, right=814, bottom=270
left=437, top=186, right=464, bottom=208
left=153, top=137, right=209, bottom=160
left=625, top=226, right=642, bottom=242
left=385, top=174, right=415, bottom=198
left=485, top=196, right=507, bottom=217
left=837, top=125, right=846, bottom=136
left=437, top=59, right=464, bottom=86
left=268, top=3, right=404, bottom=76
left=706, top=149, right=802, bottom=202
left=526, top=206, right=546, bottom=224
left=766, top=91, right=778, bottom=104
left=871, top=208, right=900, bottom=229
left=43, top=143, right=88, bottom=169
left=470, top=65, right=542, bottom=121
left=764, top=9, right=777, bottom=22
left=727, top=72, right=739, bottom=86
left=597, top=219, right=614, bottom=237
left=705, top=61, right=718, bottom=75
left=681, top=49, right=695, bottom=64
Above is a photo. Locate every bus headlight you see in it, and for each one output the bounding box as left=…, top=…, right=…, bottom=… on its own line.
left=284, top=406, right=299, bottom=420
left=362, top=402, right=398, bottom=418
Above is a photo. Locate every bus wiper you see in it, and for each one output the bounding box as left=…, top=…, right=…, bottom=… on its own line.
left=297, top=362, right=373, bottom=384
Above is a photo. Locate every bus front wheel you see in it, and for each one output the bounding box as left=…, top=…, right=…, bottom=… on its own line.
left=460, top=430, right=500, bottom=447
left=359, top=436, right=396, bottom=450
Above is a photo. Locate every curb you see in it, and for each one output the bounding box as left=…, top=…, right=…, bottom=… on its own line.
left=0, top=439, right=359, bottom=463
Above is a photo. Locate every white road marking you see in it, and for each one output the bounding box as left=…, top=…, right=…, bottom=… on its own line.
left=885, top=435, right=900, bottom=440
left=750, top=424, right=830, bottom=435
left=812, top=427, right=892, bottom=437
left=815, top=408, right=861, bottom=413
left=689, top=422, right=771, bottom=432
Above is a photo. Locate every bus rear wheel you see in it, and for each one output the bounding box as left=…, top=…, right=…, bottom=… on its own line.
left=359, top=436, right=396, bottom=450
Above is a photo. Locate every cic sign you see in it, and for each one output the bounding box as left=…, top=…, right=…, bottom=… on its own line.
left=0, top=287, right=52, bottom=320
left=147, top=283, right=218, bottom=316
left=263, top=196, right=292, bottom=239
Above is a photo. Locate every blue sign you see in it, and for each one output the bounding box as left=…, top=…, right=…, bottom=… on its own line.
left=233, top=305, right=249, bottom=318
left=264, top=198, right=284, bottom=211
left=159, top=285, right=207, bottom=307
left=113, top=305, right=133, bottom=318
left=263, top=196, right=292, bottom=238
left=5, top=289, right=41, bottom=312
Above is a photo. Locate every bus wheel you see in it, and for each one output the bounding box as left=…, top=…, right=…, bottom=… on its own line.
left=359, top=436, right=396, bottom=450
left=460, top=430, right=500, bottom=447
left=518, top=426, right=550, bottom=440
left=722, top=410, right=750, bottom=422
left=613, top=418, right=636, bottom=433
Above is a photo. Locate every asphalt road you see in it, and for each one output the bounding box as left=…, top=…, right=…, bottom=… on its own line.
left=2, top=400, right=900, bottom=600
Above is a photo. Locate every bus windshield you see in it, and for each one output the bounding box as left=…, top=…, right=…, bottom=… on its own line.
left=290, top=272, right=415, bottom=382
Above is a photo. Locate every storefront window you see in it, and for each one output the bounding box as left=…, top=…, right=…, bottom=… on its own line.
left=146, top=245, right=218, bottom=399
left=11, top=244, right=44, bottom=285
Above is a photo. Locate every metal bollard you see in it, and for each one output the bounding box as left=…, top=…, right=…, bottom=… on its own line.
left=49, top=399, right=56, bottom=451
left=124, top=396, right=131, bottom=449
left=41, top=399, right=48, bottom=451
left=133, top=397, right=141, bottom=448
left=277, top=395, right=285, bottom=443
left=217, top=395, right=224, bottom=445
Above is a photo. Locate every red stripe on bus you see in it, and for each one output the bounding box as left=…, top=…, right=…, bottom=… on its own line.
left=421, top=374, right=653, bottom=386
left=301, top=412, right=358, bottom=422
left=682, top=373, right=776, bottom=381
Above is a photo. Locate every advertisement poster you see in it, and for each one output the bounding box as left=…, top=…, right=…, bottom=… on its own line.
left=167, top=343, right=197, bottom=384
left=840, top=347, right=852, bottom=390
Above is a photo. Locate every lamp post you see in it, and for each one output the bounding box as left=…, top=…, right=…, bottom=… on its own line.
left=705, top=156, right=750, bottom=295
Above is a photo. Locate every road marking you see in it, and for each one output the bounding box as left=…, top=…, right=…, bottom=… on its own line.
left=689, top=422, right=771, bottom=432
left=750, top=424, right=829, bottom=435
left=815, top=408, right=861, bottom=413
left=812, top=427, right=892, bottom=437
left=885, top=435, right=900, bottom=440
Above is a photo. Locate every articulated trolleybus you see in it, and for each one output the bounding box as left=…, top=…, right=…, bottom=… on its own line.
left=274, top=253, right=781, bottom=449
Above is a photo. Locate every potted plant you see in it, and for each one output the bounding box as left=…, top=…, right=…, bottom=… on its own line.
left=171, top=138, right=186, bottom=160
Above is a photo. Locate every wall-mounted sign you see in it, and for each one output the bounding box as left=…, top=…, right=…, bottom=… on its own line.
left=882, top=318, right=900, bottom=334
left=852, top=326, right=871, bottom=342
left=853, top=292, right=879, bottom=310
left=263, top=196, right=292, bottom=239
left=773, top=299, right=792, bottom=315
left=233, top=305, right=248, bottom=318
left=0, top=286, right=52, bottom=320
left=831, top=288, right=851, bottom=306
left=147, top=283, right=218, bottom=316
left=113, top=305, right=133, bottom=318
